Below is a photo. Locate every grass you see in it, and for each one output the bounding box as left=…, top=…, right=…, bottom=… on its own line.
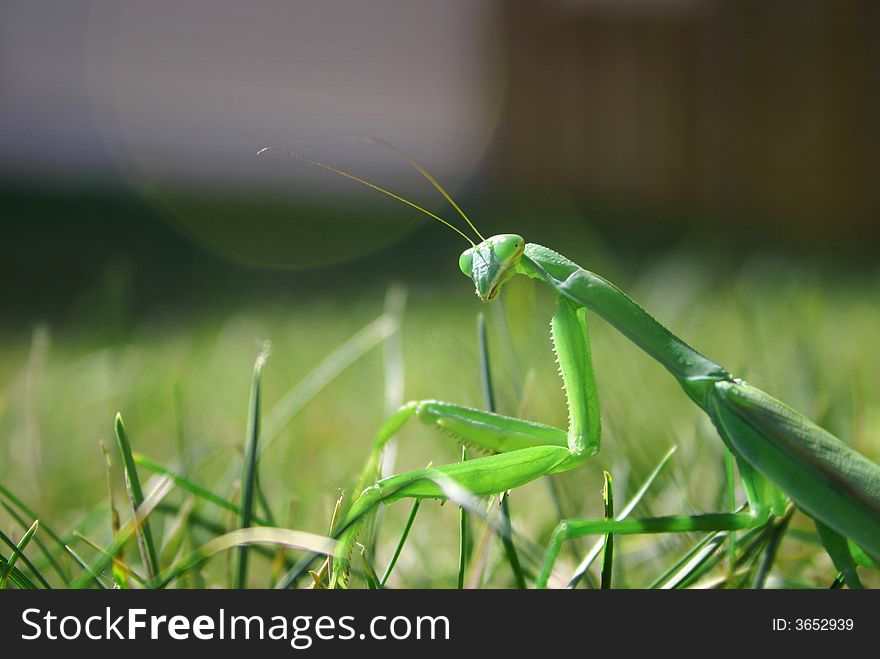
left=0, top=243, right=878, bottom=588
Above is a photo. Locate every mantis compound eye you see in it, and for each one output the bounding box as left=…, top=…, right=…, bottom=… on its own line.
left=491, top=234, right=525, bottom=266
left=458, top=249, right=474, bottom=278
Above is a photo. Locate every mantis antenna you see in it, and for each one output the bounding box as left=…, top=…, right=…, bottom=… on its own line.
left=257, top=145, right=476, bottom=246
left=349, top=135, right=486, bottom=243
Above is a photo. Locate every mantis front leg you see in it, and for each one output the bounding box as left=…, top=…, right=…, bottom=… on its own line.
left=330, top=299, right=601, bottom=587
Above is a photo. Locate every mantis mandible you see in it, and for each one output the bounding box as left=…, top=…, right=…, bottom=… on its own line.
left=259, top=141, right=880, bottom=588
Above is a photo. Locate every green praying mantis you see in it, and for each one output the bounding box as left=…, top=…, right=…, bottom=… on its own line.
left=259, top=141, right=880, bottom=589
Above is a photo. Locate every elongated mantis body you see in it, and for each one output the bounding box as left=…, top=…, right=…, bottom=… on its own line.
left=260, top=142, right=880, bottom=588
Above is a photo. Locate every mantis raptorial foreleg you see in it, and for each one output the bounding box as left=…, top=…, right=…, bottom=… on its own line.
left=329, top=300, right=601, bottom=587
left=261, top=141, right=880, bottom=589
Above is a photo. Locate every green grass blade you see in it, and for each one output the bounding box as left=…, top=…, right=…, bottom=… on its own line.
left=100, top=441, right=128, bottom=587
left=648, top=513, right=766, bottom=589
left=752, top=505, right=795, bottom=588
left=655, top=531, right=731, bottom=589
left=69, top=475, right=174, bottom=589
left=380, top=500, right=420, bottom=587
left=73, top=531, right=150, bottom=588
left=498, top=495, right=525, bottom=587
left=724, top=449, right=737, bottom=576
left=114, top=413, right=161, bottom=583
left=154, top=501, right=295, bottom=569
left=156, top=527, right=336, bottom=588
left=0, top=500, right=68, bottom=585
left=731, top=522, right=777, bottom=569
left=63, top=545, right=108, bottom=589
left=657, top=515, right=774, bottom=589
left=135, top=454, right=273, bottom=526
left=0, top=526, right=49, bottom=589
left=0, top=483, right=70, bottom=569
left=235, top=346, right=269, bottom=588
left=600, top=472, right=614, bottom=589
left=0, top=520, right=40, bottom=589
left=158, top=498, right=194, bottom=568
left=458, top=446, right=468, bottom=590
left=255, top=476, right=277, bottom=527
left=360, top=546, right=383, bottom=590
left=707, top=524, right=779, bottom=589
left=568, top=446, right=676, bottom=588
left=0, top=555, right=38, bottom=589
left=477, top=311, right=526, bottom=588
left=728, top=542, right=768, bottom=589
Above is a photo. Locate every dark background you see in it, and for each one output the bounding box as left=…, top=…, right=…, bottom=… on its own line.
left=3, top=1, right=878, bottom=329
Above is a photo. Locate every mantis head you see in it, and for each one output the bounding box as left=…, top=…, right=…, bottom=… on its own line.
left=459, top=234, right=526, bottom=302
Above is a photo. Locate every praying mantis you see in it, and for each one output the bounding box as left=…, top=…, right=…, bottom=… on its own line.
left=259, top=141, right=880, bottom=589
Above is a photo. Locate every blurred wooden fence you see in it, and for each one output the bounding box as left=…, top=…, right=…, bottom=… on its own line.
left=494, top=0, right=880, bottom=243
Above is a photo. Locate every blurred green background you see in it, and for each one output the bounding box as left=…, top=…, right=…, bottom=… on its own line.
left=1, top=1, right=878, bottom=587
